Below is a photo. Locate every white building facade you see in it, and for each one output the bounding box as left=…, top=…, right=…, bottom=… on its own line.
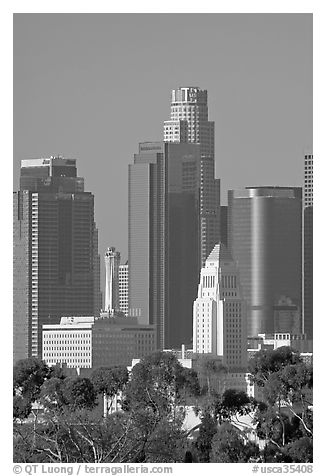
left=119, top=262, right=129, bottom=316
left=104, top=246, right=120, bottom=314
left=193, top=243, right=247, bottom=369
left=42, top=316, right=94, bottom=369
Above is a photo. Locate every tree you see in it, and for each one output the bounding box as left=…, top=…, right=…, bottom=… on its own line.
left=249, top=347, right=313, bottom=453
left=39, top=377, right=67, bottom=412
left=90, top=366, right=129, bottom=397
left=13, top=358, right=52, bottom=402
left=123, top=352, right=195, bottom=417
left=198, top=357, right=227, bottom=395
left=13, top=358, right=53, bottom=422
left=175, top=367, right=200, bottom=404
left=195, top=411, right=217, bottom=462
left=249, top=346, right=301, bottom=388
left=13, top=395, right=32, bottom=421
left=209, top=422, right=259, bottom=463
left=62, top=377, right=97, bottom=411
left=283, top=437, right=313, bottom=463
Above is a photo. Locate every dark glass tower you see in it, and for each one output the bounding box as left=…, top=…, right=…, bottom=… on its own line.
left=303, top=154, right=313, bottom=339
left=13, top=156, right=101, bottom=362
left=128, top=142, right=201, bottom=349
left=228, top=187, right=302, bottom=337
left=164, top=87, right=220, bottom=267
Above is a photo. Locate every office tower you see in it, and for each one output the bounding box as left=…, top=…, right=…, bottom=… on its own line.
left=193, top=243, right=247, bottom=369
left=104, top=246, right=120, bottom=314
left=228, top=187, right=302, bottom=337
left=13, top=156, right=101, bottom=362
left=119, top=261, right=129, bottom=316
left=128, top=142, right=201, bottom=349
left=303, top=154, right=313, bottom=339
left=164, top=87, right=220, bottom=266
left=220, top=205, right=228, bottom=247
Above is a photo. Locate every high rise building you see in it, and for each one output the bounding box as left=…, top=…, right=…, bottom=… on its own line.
left=128, top=141, right=201, bottom=349
left=164, top=87, right=220, bottom=266
left=220, top=205, right=228, bottom=247
left=303, top=154, right=313, bottom=339
left=13, top=156, right=101, bottom=362
left=192, top=243, right=247, bottom=369
left=228, top=187, right=302, bottom=337
left=104, top=246, right=120, bottom=314
left=119, top=261, right=129, bottom=316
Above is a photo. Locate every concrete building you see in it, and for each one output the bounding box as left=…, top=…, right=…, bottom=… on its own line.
left=192, top=243, right=247, bottom=370
left=228, top=187, right=302, bottom=337
left=104, top=246, right=120, bottom=314
left=303, top=154, right=313, bottom=339
left=13, top=156, right=101, bottom=362
left=247, top=332, right=313, bottom=359
left=42, top=315, right=156, bottom=370
left=119, top=261, right=129, bottom=316
left=128, top=141, right=201, bottom=349
left=163, top=86, right=220, bottom=266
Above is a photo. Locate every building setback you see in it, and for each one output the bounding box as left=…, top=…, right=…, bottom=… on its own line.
left=303, top=154, right=313, bottom=339
left=13, top=156, right=101, bottom=362
left=128, top=142, right=201, bottom=349
left=228, top=187, right=302, bottom=337
left=193, top=243, right=247, bottom=370
left=163, top=86, right=220, bottom=266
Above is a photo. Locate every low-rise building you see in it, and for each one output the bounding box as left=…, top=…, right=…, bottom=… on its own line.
left=42, top=315, right=156, bottom=370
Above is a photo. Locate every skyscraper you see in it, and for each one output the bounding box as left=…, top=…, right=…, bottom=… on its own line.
left=303, top=154, right=313, bottom=339
left=128, top=141, right=201, bottom=349
left=228, top=187, right=302, bottom=337
left=119, top=261, right=129, bottom=316
left=104, top=246, right=120, bottom=314
left=193, top=243, right=247, bottom=369
left=164, top=87, right=220, bottom=266
left=13, top=156, right=101, bottom=362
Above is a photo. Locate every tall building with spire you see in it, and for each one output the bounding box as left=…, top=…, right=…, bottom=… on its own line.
left=164, top=87, right=220, bottom=266
left=193, top=243, right=247, bottom=369
left=13, top=156, right=101, bottom=362
left=104, top=246, right=121, bottom=314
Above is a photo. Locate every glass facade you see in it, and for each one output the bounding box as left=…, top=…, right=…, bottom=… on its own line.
left=228, top=187, right=302, bottom=337
left=13, top=157, right=101, bottom=362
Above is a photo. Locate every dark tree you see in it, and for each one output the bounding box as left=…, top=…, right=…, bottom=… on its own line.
left=62, top=377, right=97, bottom=410
left=13, top=358, right=52, bottom=401
left=90, top=366, right=129, bottom=397
left=210, top=422, right=259, bottom=463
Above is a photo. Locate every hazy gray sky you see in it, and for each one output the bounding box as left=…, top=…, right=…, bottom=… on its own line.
left=13, top=13, right=312, bottom=267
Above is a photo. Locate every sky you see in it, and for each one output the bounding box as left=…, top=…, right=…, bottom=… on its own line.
left=13, top=13, right=312, bottom=268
